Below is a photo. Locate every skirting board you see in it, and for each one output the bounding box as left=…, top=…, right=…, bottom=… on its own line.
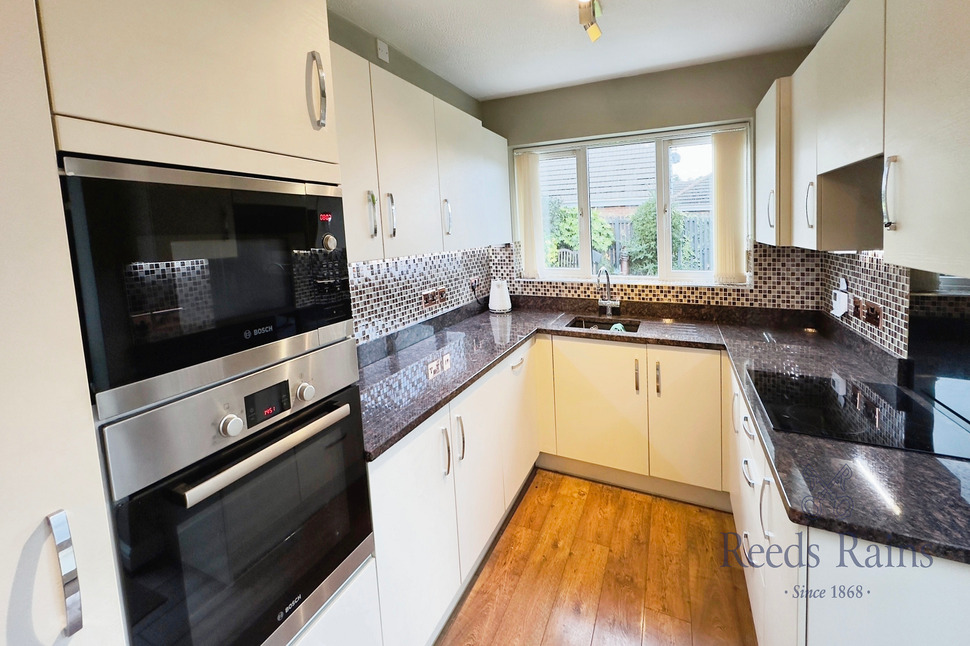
left=536, top=453, right=733, bottom=513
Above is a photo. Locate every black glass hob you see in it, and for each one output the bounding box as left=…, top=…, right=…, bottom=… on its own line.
left=748, top=369, right=970, bottom=462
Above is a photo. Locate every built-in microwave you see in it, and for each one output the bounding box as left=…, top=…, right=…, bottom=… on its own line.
left=61, top=157, right=353, bottom=420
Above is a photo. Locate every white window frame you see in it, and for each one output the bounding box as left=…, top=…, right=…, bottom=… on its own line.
left=518, top=122, right=750, bottom=285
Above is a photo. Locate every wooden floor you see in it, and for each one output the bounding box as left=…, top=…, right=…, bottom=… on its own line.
left=436, top=470, right=757, bottom=646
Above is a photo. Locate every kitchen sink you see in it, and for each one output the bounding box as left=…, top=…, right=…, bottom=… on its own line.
left=566, top=317, right=641, bottom=333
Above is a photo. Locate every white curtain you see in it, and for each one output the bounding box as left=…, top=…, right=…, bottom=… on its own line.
left=514, top=152, right=541, bottom=278
left=712, top=130, right=748, bottom=284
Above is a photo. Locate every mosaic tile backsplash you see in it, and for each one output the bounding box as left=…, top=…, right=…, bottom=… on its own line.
left=910, top=294, right=970, bottom=319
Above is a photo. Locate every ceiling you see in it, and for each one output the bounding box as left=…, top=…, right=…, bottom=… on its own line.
left=327, top=0, right=849, bottom=101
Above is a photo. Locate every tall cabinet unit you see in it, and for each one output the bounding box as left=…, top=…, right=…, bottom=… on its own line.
left=37, top=0, right=340, bottom=165
left=478, top=128, right=514, bottom=247
left=789, top=49, right=819, bottom=251
left=435, top=98, right=486, bottom=252
left=371, top=64, right=443, bottom=259
left=331, top=44, right=385, bottom=263
left=755, top=77, right=792, bottom=246
left=883, top=0, right=970, bottom=278
left=1, top=1, right=126, bottom=641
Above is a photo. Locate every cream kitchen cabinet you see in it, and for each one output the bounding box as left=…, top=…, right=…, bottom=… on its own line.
left=290, top=558, right=383, bottom=646
left=553, top=337, right=649, bottom=476
left=755, top=77, right=792, bottom=246
left=790, top=48, right=820, bottom=251
left=371, top=64, right=444, bottom=259
left=815, top=0, right=885, bottom=174
left=500, top=336, right=547, bottom=506
left=331, top=44, right=385, bottom=263
left=478, top=128, right=514, bottom=247
left=368, top=409, right=460, bottom=646
left=436, top=98, right=486, bottom=252
left=883, top=0, right=970, bottom=278
left=531, top=335, right=558, bottom=459
left=1, top=2, right=127, bottom=642
left=37, top=0, right=339, bottom=166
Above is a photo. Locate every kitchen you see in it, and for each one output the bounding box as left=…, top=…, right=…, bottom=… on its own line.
left=3, top=0, right=970, bottom=645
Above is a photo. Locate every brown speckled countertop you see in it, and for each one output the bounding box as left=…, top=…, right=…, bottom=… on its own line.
left=358, top=307, right=970, bottom=565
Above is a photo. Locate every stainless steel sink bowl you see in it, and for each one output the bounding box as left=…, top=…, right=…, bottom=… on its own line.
left=566, top=317, right=641, bottom=333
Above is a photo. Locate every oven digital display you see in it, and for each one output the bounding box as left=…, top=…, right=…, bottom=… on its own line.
left=244, top=380, right=291, bottom=427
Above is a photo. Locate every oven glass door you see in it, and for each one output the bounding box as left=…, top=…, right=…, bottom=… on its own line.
left=113, top=386, right=370, bottom=646
left=65, top=166, right=351, bottom=394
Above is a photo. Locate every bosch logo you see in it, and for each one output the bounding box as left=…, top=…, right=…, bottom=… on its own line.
left=245, top=326, right=274, bottom=340
left=277, top=593, right=302, bottom=622
left=243, top=330, right=252, bottom=339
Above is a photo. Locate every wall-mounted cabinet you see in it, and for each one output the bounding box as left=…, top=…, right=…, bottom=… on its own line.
left=37, top=0, right=340, bottom=166
left=755, top=77, right=792, bottom=246
left=882, top=0, right=970, bottom=278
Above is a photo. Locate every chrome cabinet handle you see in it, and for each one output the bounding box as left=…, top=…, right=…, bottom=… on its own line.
left=443, top=199, right=453, bottom=236
left=741, top=458, right=756, bottom=488
left=46, top=510, right=82, bottom=636
left=367, top=190, right=378, bottom=238
left=882, top=155, right=899, bottom=231
left=443, top=427, right=452, bottom=475
left=804, top=181, right=815, bottom=229
left=760, top=476, right=774, bottom=540
left=634, top=359, right=640, bottom=393
left=655, top=361, right=661, bottom=396
left=742, top=414, right=755, bottom=439
left=310, top=51, right=327, bottom=127
left=732, top=393, right=739, bottom=434
left=457, top=416, right=466, bottom=461
left=511, top=358, right=525, bottom=370
left=181, top=404, right=350, bottom=508
left=387, top=193, right=397, bottom=238
left=767, top=189, right=775, bottom=228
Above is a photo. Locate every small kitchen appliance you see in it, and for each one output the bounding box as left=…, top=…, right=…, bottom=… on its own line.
left=488, top=279, right=512, bottom=313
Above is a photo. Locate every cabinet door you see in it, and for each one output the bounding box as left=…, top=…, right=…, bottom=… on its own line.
left=371, top=65, right=443, bottom=259
left=37, top=0, right=339, bottom=164
left=503, top=339, right=542, bottom=506
left=734, top=425, right=767, bottom=644
left=815, top=0, right=885, bottom=174
left=790, top=49, right=818, bottom=250
left=553, top=337, right=649, bottom=475
left=291, top=558, right=383, bottom=646
left=478, top=128, right=514, bottom=247
left=532, top=335, right=558, bottom=457
left=647, top=346, right=721, bottom=490
left=883, top=0, right=970, bottom=278
left=721, top=356, right=740, bottom=494
left=1, top=3, right=127, bottom=642
left=368, top=409, right=460, bottom=646
left=331, top=45, right=385, bottom=263
left=450, top=375, right=508, bottom=582
left=755, top=78, right=792, bottom=246
left=761, top=471, right=807, bottom=646
left=436, top=98, right=484, bottom=252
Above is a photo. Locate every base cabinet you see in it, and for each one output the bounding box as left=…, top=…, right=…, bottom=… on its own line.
left=290, top=558, right=383, bottom=646
left=500, top=338, right=543, bottom=507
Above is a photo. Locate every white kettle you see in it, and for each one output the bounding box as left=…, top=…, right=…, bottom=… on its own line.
left=488, top=279, right=511, bottom=313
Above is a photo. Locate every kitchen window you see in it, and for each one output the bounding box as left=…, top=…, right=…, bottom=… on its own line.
left=514, top=123, right=750, bottom=284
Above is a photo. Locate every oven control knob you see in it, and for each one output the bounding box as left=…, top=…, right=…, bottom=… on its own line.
left=297, top=382, right=316, bottom=402
left=219, top=414, right=244, bottom=438
left=322, top=234, right=338, bottom=252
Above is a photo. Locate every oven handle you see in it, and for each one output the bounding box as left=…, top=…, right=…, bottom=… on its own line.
left=180, top=403, right=351, bottom=508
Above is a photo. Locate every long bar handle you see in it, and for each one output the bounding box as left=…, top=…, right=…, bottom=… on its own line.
left=655, top=361, right=661, bottom=396
left=804, top=181, right=815, bottom=229
left=882, top=155, right=898, bottom=231
left=310, top=51, right=327, bottom=128
left=634, top=359, right=640, bottom=393
left=731, top=392, right=739, bottom=434
left=181, top=404, right=350, bottom=508
left=511, top=358, right=525, bottom=370
left=443, top=426, right=452, bottom=476
left=387, top=193, right=397, bottom=238
left=760, top=476, right=775, bottom=540
left=444, top=199, right=453, bottom=236
left=457, top=415, right=466, bottom=461
left=46, top=510, right=82, bottom=636
left=741, top=458, right=756, bottom=488
left=766, top=189, right=775, bottom=228
left=742, top=414, right=756, bottom=439
left=367, top=190, right=378, bottom=237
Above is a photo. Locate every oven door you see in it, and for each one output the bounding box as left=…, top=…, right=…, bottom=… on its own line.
left=113, top=385, right=371, bottom=646
left=63, top=157, right=351, bottom=402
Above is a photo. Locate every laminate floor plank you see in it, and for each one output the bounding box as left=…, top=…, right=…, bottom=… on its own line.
left=509, top=470, right=565, bottom=531
left=686, top=508, right=744, bottom=646
left=645, top=499, right=692, bottom=622
left=642, top=608, right=692, bottom=646
left=540, top=538, right=610, bottom=646
left=574, top=482, right=625, bottom=548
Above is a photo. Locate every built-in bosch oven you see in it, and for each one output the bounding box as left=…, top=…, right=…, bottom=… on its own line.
left=102, top=341, right=372, bottom=646
left=62, top=157, right=353, bottom=420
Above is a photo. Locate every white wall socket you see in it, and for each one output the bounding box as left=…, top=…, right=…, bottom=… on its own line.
left=427, top=359, right=441, bottom=380
left=376, top=39, right=390, bottom=63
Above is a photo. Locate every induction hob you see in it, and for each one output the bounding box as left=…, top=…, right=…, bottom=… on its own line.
left=749, top=369, right=970, bottom=462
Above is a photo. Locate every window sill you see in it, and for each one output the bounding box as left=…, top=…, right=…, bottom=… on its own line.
left=519, top=276, right=752, bottom=289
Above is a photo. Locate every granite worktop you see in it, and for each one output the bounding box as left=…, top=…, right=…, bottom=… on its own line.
left=358, top=306, right=970, bottom=565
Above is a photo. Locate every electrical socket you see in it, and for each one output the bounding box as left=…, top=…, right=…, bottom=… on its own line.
left=427, top=359, right=441, bottom=380
left=376, top=39, right=390, bottom=63
left=864, top=302, right=883, bottom=328
left=442, top=353, right=451, bottom=372
left=470, top=276, right=479, bottom=291
left=421, top=289, right=437, bottom=308
left=437, top=287, right=447, bottom=304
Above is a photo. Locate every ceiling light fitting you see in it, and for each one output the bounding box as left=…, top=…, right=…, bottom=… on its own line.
left=578, top=0, right=603, bottom=42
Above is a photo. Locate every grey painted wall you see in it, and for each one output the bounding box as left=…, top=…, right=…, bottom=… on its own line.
left=480, top=48, right=811, bottom=146
left=328, top=12, right=482, bottom=119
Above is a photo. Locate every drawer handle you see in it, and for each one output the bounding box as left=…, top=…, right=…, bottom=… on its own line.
left=46, top=510, right=83, bottom=636
left=732, top=392, right=739, bottom=434
left=387, top=193, right=397, bottom=238
left=767, top=189, right=775, bottom=228
left=457, top=415, right=466, bottom=461
left=741, top=458, right=756, bottom=488
left=367, top=190, right=379, bottom=237
left=655, top=361, right=661, bottom=396
left=444, top=199, right=453, bottom=235
left=742, top=414, right=755, bottom=439
left=634, top=359, right=640, bottom=393
left=511, top=358, right=525, bottom=370
left=760, top=476, right=774, bottom=541
left=310, top=50, right=327, bottom=128
left=882, top=155, right=898, bottom=231
left=443, top=426, right=452, bottom=476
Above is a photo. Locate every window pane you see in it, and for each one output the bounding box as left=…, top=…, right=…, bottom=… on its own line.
left=538, top=154, right=580, bottom=270
left=587, top=142, right=657, bottom=277
left=669, top=137, right=713, bottom=272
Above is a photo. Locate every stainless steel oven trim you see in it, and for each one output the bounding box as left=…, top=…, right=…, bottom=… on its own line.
left=63, top=156, right=340, bottom=196
left=95, top=319, right=353, bottom=421
left=102, top=336, right=359, bottom=501
left=263, top=535, right=375, bottom=646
